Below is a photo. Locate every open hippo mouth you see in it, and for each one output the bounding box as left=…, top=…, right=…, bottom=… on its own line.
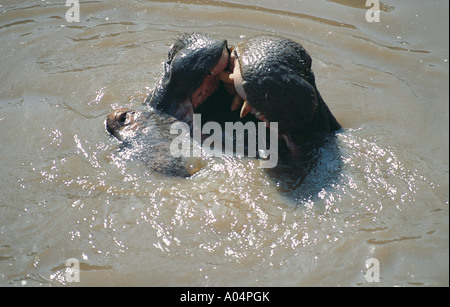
left=142, top=33, right=340, bottom=160
left=146, top=33, right=232, bottom=127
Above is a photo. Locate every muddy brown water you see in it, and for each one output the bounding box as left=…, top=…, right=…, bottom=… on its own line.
left=0, top=0, right=448, bottom=286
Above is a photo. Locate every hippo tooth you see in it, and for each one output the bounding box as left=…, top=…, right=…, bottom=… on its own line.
left=219, top=71, right=234, bottom=84
left=231, top=95, right=243, bottom=111
left=240, top=101, right=252, bottom=118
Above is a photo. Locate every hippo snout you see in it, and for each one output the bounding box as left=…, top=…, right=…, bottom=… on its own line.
left=106, top=108, right=139, bottom=140
left=106, top=107, right=197, bottom=177
left=229, top=35, right=341, bottom=134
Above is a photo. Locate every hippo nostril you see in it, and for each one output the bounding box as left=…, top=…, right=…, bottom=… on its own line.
left=106, top=108, right=139, bottom=139
left=118, top=112, right=128, bottom=125
left=117, top=111, right=134, bottom=126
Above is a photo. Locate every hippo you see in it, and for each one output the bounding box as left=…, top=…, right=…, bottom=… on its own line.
left=223, top=34, right=341, bottom=158
left=106, top=33, right=240, bottom=177
left=106, top=108, right=201, bottom=177
left=106, top=32, right=341, bottom=176
left=145, top=32, right=239, bottom=127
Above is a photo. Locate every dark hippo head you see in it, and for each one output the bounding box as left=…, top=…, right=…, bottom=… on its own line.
left=227, top=35, right=341, bottom=157
left=146, top=33, right=231, bottom=127
left=106, top=108, right=204, bottom=177
left=104, top=33, right=243, bottom=177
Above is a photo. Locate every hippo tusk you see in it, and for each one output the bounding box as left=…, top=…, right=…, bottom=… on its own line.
left=231, top=95, right=243, bottom=111
left=240, top=101, right=252, bottom=118
left=219, top=71, right=234, bottom=84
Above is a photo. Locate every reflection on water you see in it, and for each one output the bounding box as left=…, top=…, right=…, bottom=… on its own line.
left=0, top=0, right=448, bottom=286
